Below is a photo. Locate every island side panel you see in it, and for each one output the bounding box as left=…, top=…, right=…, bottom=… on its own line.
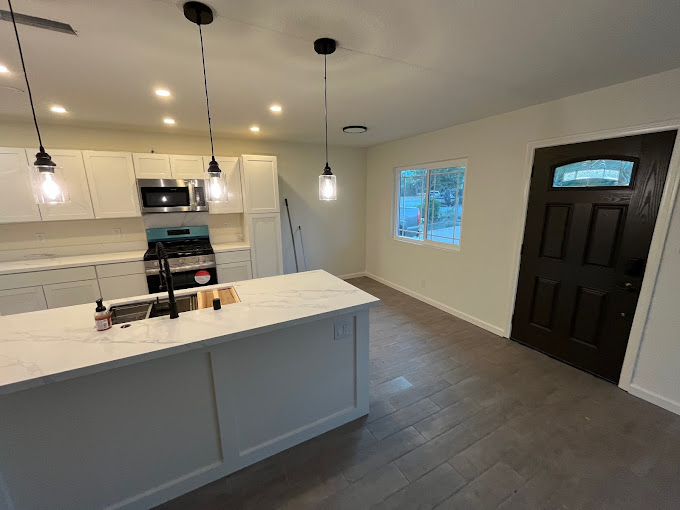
left=211, top=310, right=370, bottom=472
left=0, top=351, right=223, bottom=510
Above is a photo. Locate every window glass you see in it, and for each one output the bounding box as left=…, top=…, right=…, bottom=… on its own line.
left=396, top=169, right=426, bottom=240
left=426, top=167, right=465, bottom=245
left=553, top=159, right=634, bottom=188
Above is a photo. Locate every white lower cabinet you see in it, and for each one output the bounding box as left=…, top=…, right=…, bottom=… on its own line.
left=247, top=213, right=283, bottom=278
left=217, top=262, right=252, bottom=283
left=0, top=286, right=47, bottom=316
left=43, top=279, right=101, bottom=309
left=98, top=274, right=148, bottom=300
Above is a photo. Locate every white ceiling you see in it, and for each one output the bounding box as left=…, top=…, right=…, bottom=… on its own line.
left=1, top=0, right=680, bottom=147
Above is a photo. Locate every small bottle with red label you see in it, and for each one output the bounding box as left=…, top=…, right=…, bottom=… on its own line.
left=94, top=298, right=112, bottom=331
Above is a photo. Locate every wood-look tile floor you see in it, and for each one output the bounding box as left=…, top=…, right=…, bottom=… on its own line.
left=156, top=277, right=680, bottom=510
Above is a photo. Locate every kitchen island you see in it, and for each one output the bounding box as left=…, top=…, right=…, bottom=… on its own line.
left=0, top=271, right=379, bottom=510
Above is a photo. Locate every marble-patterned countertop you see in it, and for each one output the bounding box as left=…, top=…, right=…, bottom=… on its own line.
left=0, top=270, right=379, bottom=395
left=0, top=242, right=250, bottom=276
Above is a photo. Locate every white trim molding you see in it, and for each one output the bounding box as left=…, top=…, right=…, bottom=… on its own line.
left=502, top=119, right=680, bottom=394
left=628, top=384, right=680, bottom=416
left=365, top=271, right=505, bottom=336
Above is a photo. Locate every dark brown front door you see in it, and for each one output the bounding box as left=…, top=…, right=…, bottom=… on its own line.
left=511, top=131, right=677, bottom=383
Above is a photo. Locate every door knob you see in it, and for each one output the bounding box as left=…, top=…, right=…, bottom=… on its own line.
left=617, top=282, right=639, bottom=292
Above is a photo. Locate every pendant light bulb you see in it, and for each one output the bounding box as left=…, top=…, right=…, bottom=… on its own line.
left=319, top=165, right=337, bottom=201
left=315, top=38, right=337, bottom=201
left=205, top=158, right=227, bottom=203
left=8, top=0, right=69, bottom=204
left=184, top=2, right=227, bottom=204
left=31, top=149, right=69, bottom=204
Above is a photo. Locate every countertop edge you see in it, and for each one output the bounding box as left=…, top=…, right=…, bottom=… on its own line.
left=0, top=243, right=251, bottom=275
left=0, top=299, right=379, bottom=396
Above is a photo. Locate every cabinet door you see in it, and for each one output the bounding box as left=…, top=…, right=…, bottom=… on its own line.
left=216, top=261, right=252, bottom=284
left=170, top=155, right=205, bottom=179
left=203, top=156, right=244, bottom=214
left=0, top=286, right=47, bottom=316
left=248, top=213, right=283, bottom=278
left=0, top=147, right=41, bottom=223
left=38, top=149, right=95, bottom=221
left=99, top=274, right=149, bottom=300
left=43, top=279, right=101, bottom=309
left=132, top=153, right=171, bottom=179
left=83, top=151, right=141, bottom=218
left=242, top=155, right=279, bottom=214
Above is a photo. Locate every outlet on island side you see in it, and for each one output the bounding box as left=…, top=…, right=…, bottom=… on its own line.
left=35, top=233, right=46, bottom=243
left=334, top=316, right=353, bottom=340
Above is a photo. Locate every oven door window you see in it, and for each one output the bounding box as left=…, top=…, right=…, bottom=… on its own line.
left=141, top=187, right=191, bottom=208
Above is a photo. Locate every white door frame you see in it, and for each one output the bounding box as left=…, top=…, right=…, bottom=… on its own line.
left=503, top=120, right=680, bottom=392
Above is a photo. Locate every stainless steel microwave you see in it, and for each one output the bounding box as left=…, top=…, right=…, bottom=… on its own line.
left=137, top=179, right=207, bottom=214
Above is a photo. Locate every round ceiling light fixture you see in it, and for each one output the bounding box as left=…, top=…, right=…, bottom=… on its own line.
left=343, top=125, right=367, bottom=134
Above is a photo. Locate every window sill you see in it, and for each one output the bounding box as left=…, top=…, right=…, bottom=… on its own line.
left=392, top=236, right=461, bottom=252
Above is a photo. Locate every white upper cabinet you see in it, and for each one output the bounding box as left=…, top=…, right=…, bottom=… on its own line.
left=0, top=147, right=41, bottom=223
left=37, top=149, right=95, bottom=221
left=132, top=153, right=171, bottom=179
left=170, top=155, right=205, bottom=179
left=83, top=151, right=141, bottom=218
left=241, top=155, right=280, bottom=214
left=202, top=156, right=244, bottom=214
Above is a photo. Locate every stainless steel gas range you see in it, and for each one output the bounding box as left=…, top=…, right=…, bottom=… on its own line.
left=143, top=225, right=217, bottom=293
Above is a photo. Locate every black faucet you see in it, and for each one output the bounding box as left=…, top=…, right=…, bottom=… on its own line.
left=155, top=242, right=179, bottom=319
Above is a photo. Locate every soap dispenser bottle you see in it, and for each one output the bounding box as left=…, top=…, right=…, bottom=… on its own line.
left=94, top=298, right=112, bottom=331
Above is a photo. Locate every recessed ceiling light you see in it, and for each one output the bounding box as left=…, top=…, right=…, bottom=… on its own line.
left=250, top=126, right=260, bottom=132
left=163, top=118, right=176, bottom=125
left=343, top=125, right=367, bottom=134
left=155, top=89, right=171, bottom=97
left=50, top=105, right=67, bottom=114
left=0, top=65, right=8, bottom=74
left=269, top=105, right=282, bottom=112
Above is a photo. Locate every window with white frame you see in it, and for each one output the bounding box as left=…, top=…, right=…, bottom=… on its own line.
left=394, top=159, right=467, bottom=247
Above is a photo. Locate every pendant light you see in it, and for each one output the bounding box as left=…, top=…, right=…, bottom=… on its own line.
left=315, top=38, right=337, bottom=201
left=8, top=0, right=69, bottom=204
left=184, top=2, right=227, bottom=203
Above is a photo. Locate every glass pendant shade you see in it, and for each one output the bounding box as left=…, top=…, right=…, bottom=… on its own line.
left=31, top=150, right=69, bottom=204
left=319, top=166, right=337, bottom=201
left=204, top=159, right=228, bottom=203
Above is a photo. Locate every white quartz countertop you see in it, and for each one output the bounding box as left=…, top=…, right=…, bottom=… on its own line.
left=0, top=242, right=250, bottom=275
left=0, top=270, right=379, bottom=395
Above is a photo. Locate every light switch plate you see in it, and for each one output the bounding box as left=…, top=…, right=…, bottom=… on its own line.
left=334, top=316, right=353, bottom=340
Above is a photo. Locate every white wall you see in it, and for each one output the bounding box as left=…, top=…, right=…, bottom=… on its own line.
left=0, top=122, right=367, bottom=277
left=366, top=67, right=680, bottom=411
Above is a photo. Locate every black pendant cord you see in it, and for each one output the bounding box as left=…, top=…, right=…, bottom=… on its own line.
left=8, top=0, right=43, bottom=152
left=198, top=18, right=215, bottom=162
left=324, top=54, right=329, bottom=168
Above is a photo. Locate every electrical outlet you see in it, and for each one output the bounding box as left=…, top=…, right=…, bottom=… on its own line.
left=112, top=228, right=122, bottom=239
left=334, top=316, right=353, bottom=340
left=35, top=233, right=46, bottom=243
left=223, top=221, right=230, bottom=229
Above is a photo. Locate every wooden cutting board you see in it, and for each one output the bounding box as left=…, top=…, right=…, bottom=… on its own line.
left=196, top=286, right=240, bottom=309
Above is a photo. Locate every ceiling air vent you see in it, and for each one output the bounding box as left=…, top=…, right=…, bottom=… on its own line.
left=0, top=10, right=76, bottom=35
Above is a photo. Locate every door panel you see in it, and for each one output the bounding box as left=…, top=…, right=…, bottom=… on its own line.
left=512, top=131, right=677, bottom=382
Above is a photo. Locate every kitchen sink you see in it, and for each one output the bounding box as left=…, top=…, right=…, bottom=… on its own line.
left=110, top=294, right=198, bottom=325
left=149, top=294, right=198, bottom=318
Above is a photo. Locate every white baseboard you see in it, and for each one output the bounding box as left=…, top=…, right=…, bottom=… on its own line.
left=338, top=271, right=368, bottom=280
left=364, top=272, right=506, bottom=337
left=628, top=383, right=680, bottom=416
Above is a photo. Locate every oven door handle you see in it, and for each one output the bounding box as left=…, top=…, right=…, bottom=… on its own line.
left=145, top=262, right=216, bottom=275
